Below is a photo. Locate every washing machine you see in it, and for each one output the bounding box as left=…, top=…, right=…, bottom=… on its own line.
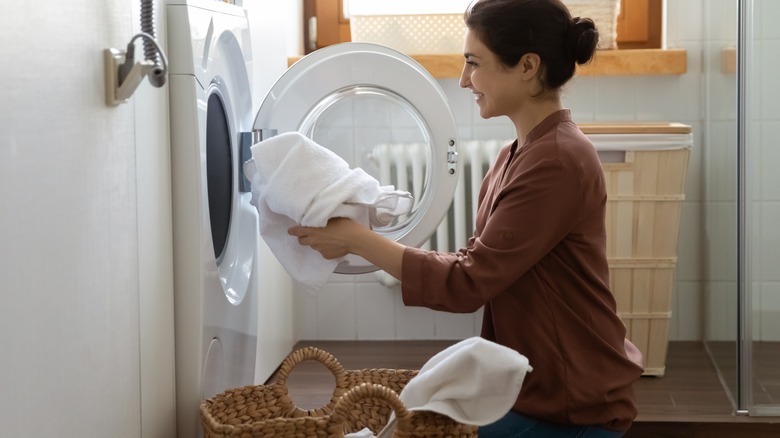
left=167, top=1, right=460, bottom=436
left=167, top=1, right=293, bottom=437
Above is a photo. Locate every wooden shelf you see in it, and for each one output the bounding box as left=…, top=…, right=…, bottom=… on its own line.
left=578, top=122, right=692, bottom=134
left=288, top=49, right=687, bottom=79
left=577, top=49, right=687, bottom=76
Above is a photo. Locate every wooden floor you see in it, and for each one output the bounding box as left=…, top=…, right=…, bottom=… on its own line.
left=267, top=340, right=780, bottom=437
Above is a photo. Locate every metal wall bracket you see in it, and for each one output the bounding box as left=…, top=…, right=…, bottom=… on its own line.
left=238, top=129, right=278, bottom=193
left=104, top=48, right=155, bottom=106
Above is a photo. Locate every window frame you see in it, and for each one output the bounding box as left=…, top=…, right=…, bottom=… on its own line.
left=304, top=0, right=664, bottom=54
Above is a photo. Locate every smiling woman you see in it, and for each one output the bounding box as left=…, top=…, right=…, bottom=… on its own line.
left=288, top=1, right=645, bottom=436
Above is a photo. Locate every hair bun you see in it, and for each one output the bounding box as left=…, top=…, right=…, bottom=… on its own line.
left=567, top=16, right=599, bottom=65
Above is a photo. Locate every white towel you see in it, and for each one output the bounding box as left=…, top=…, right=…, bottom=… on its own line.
left=243, top=131, right=413, bottom=293
left=400, top=337, right=531, bottom=425
left=345, top=337, right=531, bottom=438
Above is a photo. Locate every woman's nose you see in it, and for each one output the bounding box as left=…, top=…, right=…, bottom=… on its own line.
left=459, top=68, right=470, bottom=88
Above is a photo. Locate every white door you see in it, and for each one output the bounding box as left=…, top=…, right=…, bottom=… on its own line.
left=252, top=42, right=461, bottom=274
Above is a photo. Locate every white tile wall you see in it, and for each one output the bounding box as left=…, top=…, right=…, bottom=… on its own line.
left=593, top=76, right=640, bottom=121
left=703, top=121, right=737, bottom=203
left=758, top=282, right=780, bottom=341
left=563, top=76, right=597, bottom=121
left=760, top=0, right=780, bottom=39
left=667, top=0, right=705, bottom=44
left=678, top=202, right=703, bottom=283
left=748, top=1, right=780, bottom=343
left=704, top=201, right=739, bottom=282
left=758, top=202, right=780, bottom=282
left=671, top=280, right=703, bottom=340
left=706, top=281, right=739, bottom=341
left=760, top=122, right=780, bottom=201
left=355, top=279, right=398, bottom=339
left=759, top=41, right=780, bottom=120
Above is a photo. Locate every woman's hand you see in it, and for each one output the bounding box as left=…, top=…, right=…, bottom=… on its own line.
left=288, top=217, right=365, bottom=260
left=288, top=217, right=406, bottom=281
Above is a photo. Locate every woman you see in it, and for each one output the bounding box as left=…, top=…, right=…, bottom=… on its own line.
left=289, top=0, right=644, bottom=436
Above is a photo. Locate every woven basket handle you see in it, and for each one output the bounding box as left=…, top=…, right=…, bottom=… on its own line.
left=274, top=347, right=351, bottom=416
left=276, top=346, right=348, bottom=385
left=329, top=383, right=410, bottom=433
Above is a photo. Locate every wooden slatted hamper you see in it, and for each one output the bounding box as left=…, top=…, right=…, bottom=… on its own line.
left=584, top=123, right=693, bottom=376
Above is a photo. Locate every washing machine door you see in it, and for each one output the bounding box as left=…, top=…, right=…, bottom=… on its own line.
left=252, top=42, right=460, bottom=274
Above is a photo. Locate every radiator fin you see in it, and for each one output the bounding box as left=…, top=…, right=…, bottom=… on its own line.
left=368, top=140, right=507, bottom=286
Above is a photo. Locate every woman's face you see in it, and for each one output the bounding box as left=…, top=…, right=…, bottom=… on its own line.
left=459, top=29, right=527, bottom=120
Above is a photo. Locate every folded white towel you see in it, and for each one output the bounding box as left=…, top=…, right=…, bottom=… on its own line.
left=243, top=132, right=413, bottom=293
left=344, top=337, right=531, bottom=438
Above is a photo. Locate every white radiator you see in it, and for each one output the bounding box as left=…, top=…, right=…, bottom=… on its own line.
left=368, top=140, right=506, bottom=285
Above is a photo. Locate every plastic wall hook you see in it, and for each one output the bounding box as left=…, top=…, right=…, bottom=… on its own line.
left=104, top=48, right=155, bottom=106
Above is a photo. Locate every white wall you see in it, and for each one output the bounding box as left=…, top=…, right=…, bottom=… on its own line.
left=0, top=0, right=174, bottom=437
left=0, top=1, right=295, bottom=435
left=132, top=0, right=177, bottom=435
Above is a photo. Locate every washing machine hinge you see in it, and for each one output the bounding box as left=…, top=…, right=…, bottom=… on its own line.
left=447, top=138, right=458, bottom=175
left=239, top=129, right=278, bottom=193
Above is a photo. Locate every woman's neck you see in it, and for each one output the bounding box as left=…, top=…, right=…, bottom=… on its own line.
left=511, top=98, right=564, bottom=144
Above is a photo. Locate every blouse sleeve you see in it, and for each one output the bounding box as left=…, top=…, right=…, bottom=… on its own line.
left=401, top=152, right=590, bottom=313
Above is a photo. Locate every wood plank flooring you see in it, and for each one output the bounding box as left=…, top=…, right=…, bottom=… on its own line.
left=263, top=340, right=780, bottom=437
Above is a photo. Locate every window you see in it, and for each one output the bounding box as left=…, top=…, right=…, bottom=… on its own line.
left=303, top=0, right=663, bottom=54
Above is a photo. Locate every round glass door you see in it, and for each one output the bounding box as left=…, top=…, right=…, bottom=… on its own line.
left=253, top=42, right=459, bottom=273
left=299, top=85, right=433, bottom=235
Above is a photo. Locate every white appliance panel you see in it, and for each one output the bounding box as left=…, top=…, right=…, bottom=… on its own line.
left=167, top=2, right=283, bottom=437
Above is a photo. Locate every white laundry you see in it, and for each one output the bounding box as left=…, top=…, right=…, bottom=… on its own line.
left=344, top=428, right=376, bottom=438
left=243, top=131, right=413, bottom=293
left=344, top=337, right=531, bottom=438
left=399, top=336, right=531, bottom=425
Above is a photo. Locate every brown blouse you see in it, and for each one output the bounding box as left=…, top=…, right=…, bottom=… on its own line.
left=401, top=110, right=643, bottom=432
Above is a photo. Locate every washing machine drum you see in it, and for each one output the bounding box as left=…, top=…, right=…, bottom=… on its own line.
left=206, top=93, right=234, bottom=262
left=252, top=42, right=460, bottom=274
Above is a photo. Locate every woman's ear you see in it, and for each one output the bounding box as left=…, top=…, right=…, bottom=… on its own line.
left=519, top=53, right=541, bottom=78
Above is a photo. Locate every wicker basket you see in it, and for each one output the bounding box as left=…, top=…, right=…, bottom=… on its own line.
left=200, top=347, right=478, bottom=437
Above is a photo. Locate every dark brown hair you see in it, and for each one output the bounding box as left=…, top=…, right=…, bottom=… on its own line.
left=464, top=0, right=599, bottom=91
